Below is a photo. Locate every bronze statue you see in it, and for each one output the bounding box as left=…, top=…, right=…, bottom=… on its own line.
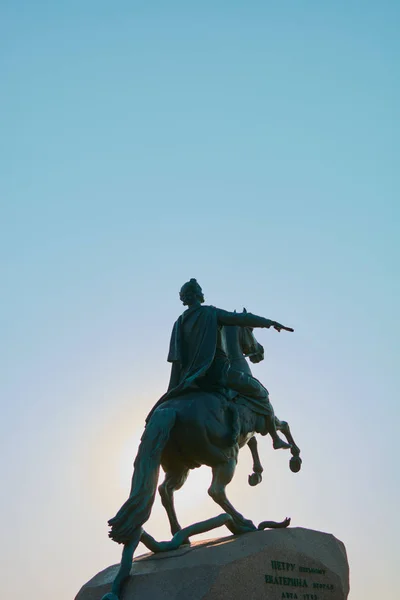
left=148, top=279, right=293, bottom=450
left=102, top=280, right=301, bottom=600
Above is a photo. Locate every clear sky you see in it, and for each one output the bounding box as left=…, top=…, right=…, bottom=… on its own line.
left=1, top=2, right=399, bottom=599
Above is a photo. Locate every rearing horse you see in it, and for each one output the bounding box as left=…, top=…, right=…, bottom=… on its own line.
left=103, top=325, right=301, bottom=600
left=158, top=323, right=301, bottom=538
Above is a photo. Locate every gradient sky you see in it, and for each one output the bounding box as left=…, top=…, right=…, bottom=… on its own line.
left=1, top=2, right=399, bottom=599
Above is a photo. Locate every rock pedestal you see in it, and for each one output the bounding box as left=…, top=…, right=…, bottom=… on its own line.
left=75, top=527, right=349, bottom=600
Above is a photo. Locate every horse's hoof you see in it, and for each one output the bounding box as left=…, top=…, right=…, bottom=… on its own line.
left=290, top=455, right=302, bottom=473
left=226, top=518, right=257, bottom=535
left=248, top=472, right=262, bottom=486
left=238, top=519, right=257, bottom=533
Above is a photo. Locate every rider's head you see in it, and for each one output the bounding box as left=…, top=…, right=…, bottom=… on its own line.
left=179, top=278, right=205, bottom=306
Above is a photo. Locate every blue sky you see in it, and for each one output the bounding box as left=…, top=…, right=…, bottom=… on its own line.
left=1, top=2, right=399, bottom=599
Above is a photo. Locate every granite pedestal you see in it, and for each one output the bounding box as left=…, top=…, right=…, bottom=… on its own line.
left=75, top=527, right=349, bottom=600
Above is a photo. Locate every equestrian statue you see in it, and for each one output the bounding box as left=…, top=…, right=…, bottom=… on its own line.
left=102, top=279, right=301, bottom=600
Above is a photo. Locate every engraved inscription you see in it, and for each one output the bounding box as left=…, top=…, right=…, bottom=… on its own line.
left=265, top=574, right=308, bottom=587
left=266, top=558, right=334, bottom=595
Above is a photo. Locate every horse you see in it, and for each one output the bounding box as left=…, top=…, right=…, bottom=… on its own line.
left=102, top=324, right=301, bottom=600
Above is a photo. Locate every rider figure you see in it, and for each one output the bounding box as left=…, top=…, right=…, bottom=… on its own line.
left=150, top=279, right=294, bottom=450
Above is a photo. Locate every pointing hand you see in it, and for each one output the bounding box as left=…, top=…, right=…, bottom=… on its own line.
left=273, top=322, right=294, bottom=333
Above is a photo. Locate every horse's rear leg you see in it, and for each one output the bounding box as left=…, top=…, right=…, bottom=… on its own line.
left=159, top=465, right=189, bottom=537
left=208, top=459, right=256, bottom=534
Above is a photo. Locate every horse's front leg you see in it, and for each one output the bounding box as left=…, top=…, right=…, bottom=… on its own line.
left=158, top=464, right=189, bottom=537
left=275, top=418, right=300, bottom=455
left=247, top=436, right=263, bottom=486
left=275, top=418, right=302, bottom=472
left=208, top=458, right=257, bottom=534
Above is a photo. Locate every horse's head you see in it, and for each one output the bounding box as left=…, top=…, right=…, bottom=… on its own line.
left=239, top=312, right=265, bottom=363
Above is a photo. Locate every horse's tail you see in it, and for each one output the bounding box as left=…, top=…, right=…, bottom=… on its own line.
left=108, top=407, right=176, bottom=545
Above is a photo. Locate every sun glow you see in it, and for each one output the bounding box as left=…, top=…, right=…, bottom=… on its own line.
left=118, top=432, right=214, bottom=515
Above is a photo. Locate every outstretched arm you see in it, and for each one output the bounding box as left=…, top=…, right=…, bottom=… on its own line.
left=216, top=308, right=294, bottom=332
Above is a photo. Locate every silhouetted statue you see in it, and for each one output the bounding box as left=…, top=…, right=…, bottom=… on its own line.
left=148, top=278, right=293, bottom=450
left=102, top=280, right=301, bottom=600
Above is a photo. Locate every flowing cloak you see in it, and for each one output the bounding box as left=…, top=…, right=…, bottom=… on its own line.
left=147, top=305, right=221, bottom=420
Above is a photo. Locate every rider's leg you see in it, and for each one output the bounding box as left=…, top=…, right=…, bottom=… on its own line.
left=226, top=369, right=291, bottom=450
